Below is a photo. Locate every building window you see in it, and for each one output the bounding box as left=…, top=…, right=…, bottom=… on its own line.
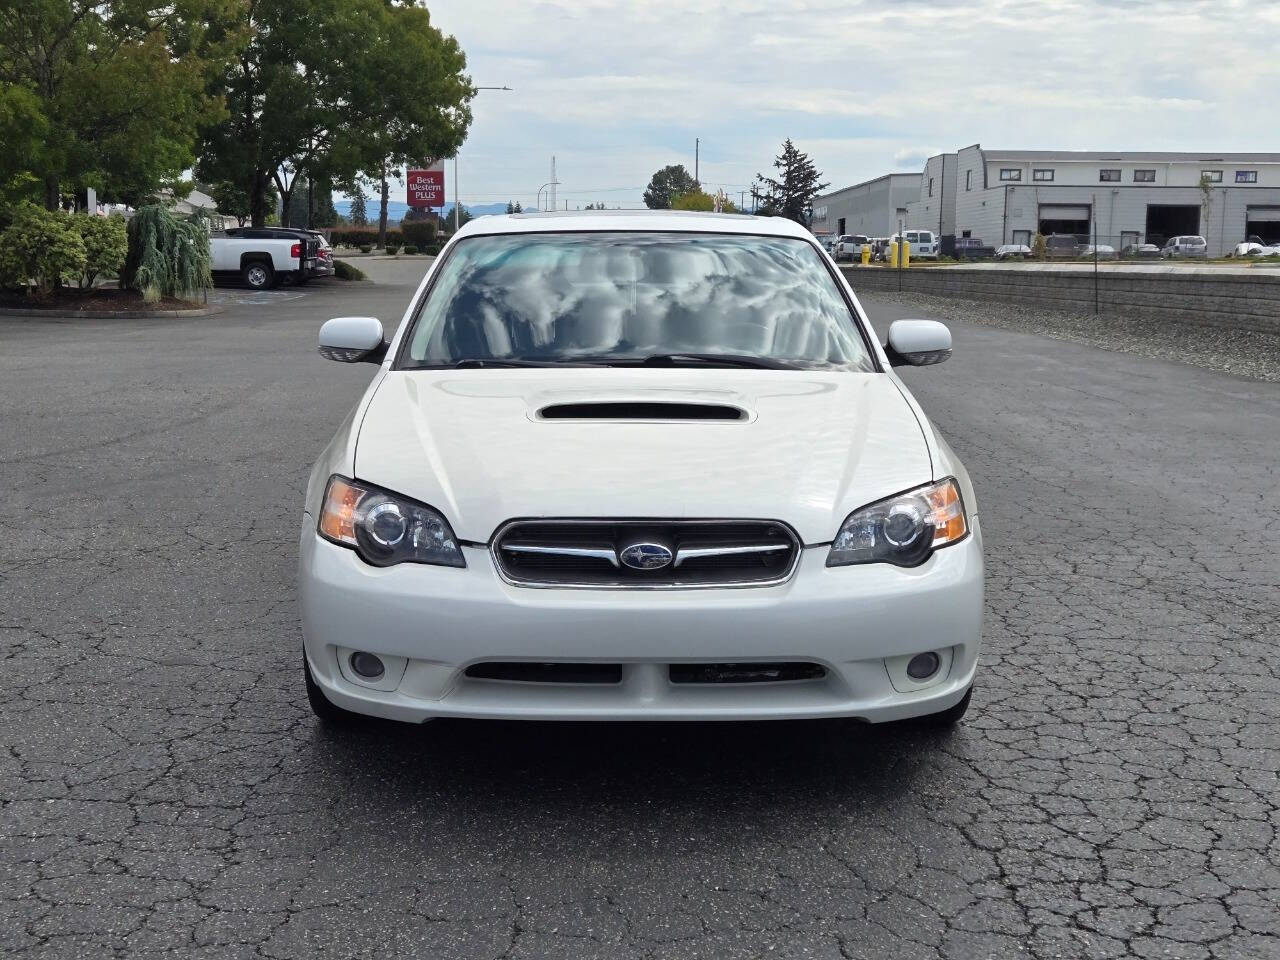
left=961, top=229, right=971, bottom=238
left=965, top=169, right=972, bottom=190
left=1134, top=169, right=1156, bottom=183
left=1236, top=170, right=1258, bottom=183
left=1201, top=170, right=1223, bottom=183
left=928, top=178, right=934, bottom=197
left=999, top=168, right=1021, bottom=181
left=1099, top=169, right=1121, bottom=182
left=1032, top=169, right=1054, bottom=182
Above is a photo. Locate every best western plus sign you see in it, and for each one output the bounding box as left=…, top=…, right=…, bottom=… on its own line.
left=406, top=164, right=445, bottom=208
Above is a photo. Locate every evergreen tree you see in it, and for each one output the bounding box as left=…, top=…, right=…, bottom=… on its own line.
left=506, top=201, right=514, bottom=214
left=349, top=191, right=368, bottom=226
left=754, top=140, right=828, bottom=226
left=513, top=201, right=522, bottom=213
left=643, top=164, right=697, bottom=209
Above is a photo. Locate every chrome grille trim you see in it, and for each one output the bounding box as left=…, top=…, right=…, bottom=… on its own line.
left=491, top=519, right=801, bottom=590
left=673, top=543, right=789, bottom=567
left=501, top=543, right=621, bottom=567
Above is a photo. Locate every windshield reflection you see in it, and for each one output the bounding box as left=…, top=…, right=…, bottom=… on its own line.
left=404, top=232, right=872, bottom=370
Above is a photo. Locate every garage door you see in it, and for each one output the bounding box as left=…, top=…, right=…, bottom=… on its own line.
left=1245, top=207, right=1280, bottom=244
left=1039, top=205, right=1091, bottom=221
left=1039, top=205, right=1091, bottom=239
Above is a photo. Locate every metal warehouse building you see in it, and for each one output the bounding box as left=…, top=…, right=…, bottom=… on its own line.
left=811, top=173, right=922, bottom=240
left=905, top=145, right=1280, bottom=256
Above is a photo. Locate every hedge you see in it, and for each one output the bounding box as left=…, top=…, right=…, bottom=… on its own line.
left=331, top=227, right=403, bottom=248
left=400, top=220, right=436, bottom=248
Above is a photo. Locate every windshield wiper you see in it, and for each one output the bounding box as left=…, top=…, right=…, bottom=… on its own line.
left=636, top=353, right=799, bottom=370
left=447, top=358, right=607, bottom=368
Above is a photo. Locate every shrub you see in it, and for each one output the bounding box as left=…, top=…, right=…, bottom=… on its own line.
left=400, top=219, right=436, bottom=248
left=333, top=259, right=367, bottom=281
left=1031, top=232, right=1047, bottom=261
left=72, top=214, right=127, bottom=288
left=426, top=242, right=442, bottom=256
left=384, top=244, right=399, bottom=255
left=403, top=244, right=418, bottom=255
left=359, top=244, right=372, bottom=254
left=0, top=204, right=87, bottom=296
left=120, top=205, right=211, bottom=302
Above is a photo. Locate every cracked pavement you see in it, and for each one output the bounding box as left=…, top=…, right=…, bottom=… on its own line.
left=1, top=259, right=1277, bottom=959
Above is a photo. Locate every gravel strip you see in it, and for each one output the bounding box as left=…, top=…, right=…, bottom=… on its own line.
left=871, top=291, right=1280, bottom=382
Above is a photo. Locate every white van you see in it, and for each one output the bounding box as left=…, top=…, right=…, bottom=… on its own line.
left=903, top=230, right=939, bottom=259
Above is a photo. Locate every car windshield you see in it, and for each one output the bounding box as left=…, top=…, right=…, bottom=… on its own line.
left=401, top=232, right=874, bottom=370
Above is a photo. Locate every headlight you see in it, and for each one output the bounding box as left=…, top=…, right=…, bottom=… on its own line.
left=318, top=476, right=465, bottom=568
left=827, top=478, right=967, bottom=567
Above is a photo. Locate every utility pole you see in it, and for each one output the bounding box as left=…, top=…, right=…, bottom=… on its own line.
left=695, top=138, right=700, bottom=186
left=454, top=85, right=513, bottom=232
left=550, top=156, right=557, bottom=213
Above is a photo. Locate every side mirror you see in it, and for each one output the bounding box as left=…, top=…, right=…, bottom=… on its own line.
left=318, top=316, right=387, bottom=364
left=885, top=319, right=952, bottom=367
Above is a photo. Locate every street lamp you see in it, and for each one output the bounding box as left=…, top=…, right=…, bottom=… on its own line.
left=536, top=180, right=559, bottom=212
left=454, top=85, right=513, bottom=233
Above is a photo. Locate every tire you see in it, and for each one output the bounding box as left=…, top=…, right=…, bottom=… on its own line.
left=304, top=655, right=360, bottom=727
left=241, top=260, right=275, bottom=290
left=916, top=685, right=972, bottom=728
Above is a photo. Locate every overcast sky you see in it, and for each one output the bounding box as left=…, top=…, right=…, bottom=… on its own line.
left=423, top=0, right=1275, bottom=211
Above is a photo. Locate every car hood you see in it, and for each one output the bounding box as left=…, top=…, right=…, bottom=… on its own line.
left=353, top=369, right=932, bottom=544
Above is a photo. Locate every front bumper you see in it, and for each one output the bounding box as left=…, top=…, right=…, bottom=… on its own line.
left=298, top=516, right=984, bottom=723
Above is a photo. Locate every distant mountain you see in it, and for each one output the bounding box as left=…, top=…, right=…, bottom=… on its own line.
left=334, top=199, right=532, bottom=223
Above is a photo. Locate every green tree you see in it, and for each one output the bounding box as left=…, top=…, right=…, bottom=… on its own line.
left=513, top=201, right=522, bottom=213
left=354, top=2, right=471, bottom=245
left=286, top=176, right=338, bottom=228
left=0, top=0, right=227, bottom=210
left=200, top=178, right=278, bottom=227
left=754, top=139, right=828, bottom=226
left=348, top=191, right=368, bottom=226
left=643, top=164, right=697, bottom=209
left=670, top=190, right=737, bottom=213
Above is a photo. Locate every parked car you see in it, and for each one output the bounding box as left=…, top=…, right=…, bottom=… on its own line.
left=953, top=238, right=996, bottom=259
left=1232, top=241, right=1280, bottom=257
left=308, top=231, right=334, bottom=277
left=835, top=234, right=871, bottom=261
left=1121, top=243, right=1161, bottom=258
left=301, top=211, right=983, bottom=729
left=994, top=244, right=1031, bottom=260
left=227, top=226, right=331, bottom=278
left=1044, top=234, right=1082, bottom=259
left=210, top=230, right=318, bottom=289
left=903, top=229, right=939, bottom=259
left=1161, top=235, right=1208, bottom=259
left=1079, top=244, right=1117, bottom=259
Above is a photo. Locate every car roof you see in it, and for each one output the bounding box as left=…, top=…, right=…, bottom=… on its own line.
left=453, top=209, right=813, bottom=240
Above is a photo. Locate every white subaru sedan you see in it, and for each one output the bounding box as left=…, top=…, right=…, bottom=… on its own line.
left=300, top=211, right=983, bottom=727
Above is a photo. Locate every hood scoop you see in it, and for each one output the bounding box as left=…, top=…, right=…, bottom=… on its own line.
left=537, top=401, right=747, bottom=422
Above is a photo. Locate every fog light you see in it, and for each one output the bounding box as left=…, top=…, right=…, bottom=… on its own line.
left=349, top=651, right=385, bottom=680
left=906, top=652, right=940, bottom=680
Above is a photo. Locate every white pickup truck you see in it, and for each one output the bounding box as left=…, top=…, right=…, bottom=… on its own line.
left=209, top=229, right=318, bottom=289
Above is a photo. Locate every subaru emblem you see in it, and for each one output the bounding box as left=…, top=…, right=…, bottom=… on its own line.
left=619, top=542, right=674, bottom=570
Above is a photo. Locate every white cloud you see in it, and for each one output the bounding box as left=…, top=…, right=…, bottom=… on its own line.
left=428, top=0, right=1276, bottom=209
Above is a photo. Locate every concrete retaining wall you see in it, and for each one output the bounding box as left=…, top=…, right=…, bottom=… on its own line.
left=841, top=266, right=1280, bottom=334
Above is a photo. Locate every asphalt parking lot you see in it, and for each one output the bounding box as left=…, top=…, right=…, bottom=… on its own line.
left=2, top=257, right=1277, bottom=960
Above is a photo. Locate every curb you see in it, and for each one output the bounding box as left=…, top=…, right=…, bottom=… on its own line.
left=0, top=304, right=222, bottom=320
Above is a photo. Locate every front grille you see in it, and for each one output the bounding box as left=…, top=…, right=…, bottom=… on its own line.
left=465, top=662, right=622, bottom=684
left=669, top=662, right=826, bottom=684
left=493, top=519, right=800, bottom=588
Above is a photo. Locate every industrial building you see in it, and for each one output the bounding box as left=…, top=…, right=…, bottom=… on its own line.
left=810, top=173, right=921, bottom=240
left=905, top=145, right=1280, bottom=256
